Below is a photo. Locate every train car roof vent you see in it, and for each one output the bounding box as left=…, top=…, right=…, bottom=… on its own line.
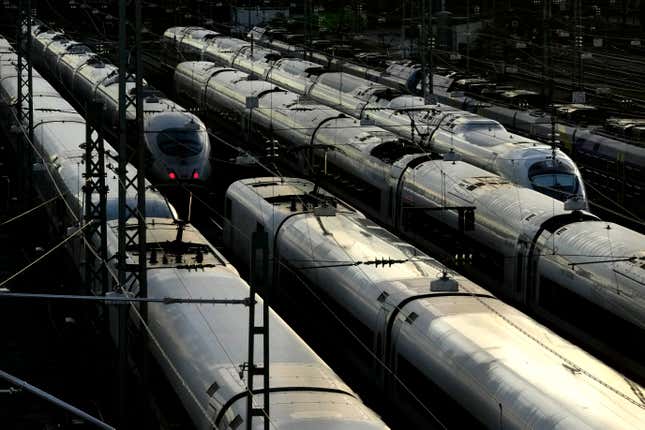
left=430, top=271, right=459, bottom=292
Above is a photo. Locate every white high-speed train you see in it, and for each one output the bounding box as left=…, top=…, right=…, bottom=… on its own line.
left=173, top=61, right=645, bottom=346
left=162, top=26, right=586, bottom=204
left=224, top=176, right=645, bottom=429
left=0, top=36, right=390, bottom=430
left=29, top=23, right=211, bottom=185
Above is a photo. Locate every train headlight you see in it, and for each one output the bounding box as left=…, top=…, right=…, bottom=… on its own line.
left=168, top=171, right=177, bottom=180
left=192, top=170, right=199, bottom=180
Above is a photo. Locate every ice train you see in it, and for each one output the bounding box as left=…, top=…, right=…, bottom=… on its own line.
left=29, top=23, right=211, bottom=185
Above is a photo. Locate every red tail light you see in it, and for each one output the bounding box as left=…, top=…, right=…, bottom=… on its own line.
left=168, top=171, right=177, bottom=180
left=192, top=170, right=199, bottom=179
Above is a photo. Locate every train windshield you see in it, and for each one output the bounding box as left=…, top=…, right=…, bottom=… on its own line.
left=458, top=121, right=505, bottom=135
left=157, top=128, right=204, bottom=158
left=529, top=160, right=579, bottom=199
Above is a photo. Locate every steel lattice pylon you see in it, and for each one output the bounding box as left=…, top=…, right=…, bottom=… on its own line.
left=83, top=101, right=108, bottom=296
left=117, top=0, right=146, bottom=296
left=247, top=229, right=270, bottom=430
left=117, top=0, right=147, bottom=427
left=16, top=0, right=33, bottom=208
left=16, top=0, right=33, bottom=139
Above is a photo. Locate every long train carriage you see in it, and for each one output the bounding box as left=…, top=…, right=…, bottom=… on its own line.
left=0, top=35, right=390, bottom=430
left=223, top=176, right=645, bottom=429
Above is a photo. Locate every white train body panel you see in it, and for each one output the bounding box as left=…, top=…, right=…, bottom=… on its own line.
left=0, top=36, right=389, bottom=430
left=223, top=177, right=645, bottom=429
left=536, top=221, right=645, bottom=329
left=394, top=294, right=645, bottom=429
left=30, top=25, right=211, bottom=184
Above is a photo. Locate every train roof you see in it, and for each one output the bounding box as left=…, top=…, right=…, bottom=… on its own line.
left=233, top=177, right=353, bottom=213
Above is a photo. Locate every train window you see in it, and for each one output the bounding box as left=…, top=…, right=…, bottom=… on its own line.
left=375, top=334, right=382, bottom=357
left=156, top=128, right=204, bottom=158
left=530, top=173, right=578, bottom=199
left=516, top=248, right=525, bottom=294
left=396, top=355, right=432, bottom=401
left=456, top=121, right=505, bottom=135
left=528, top=160, right=579, bottom=200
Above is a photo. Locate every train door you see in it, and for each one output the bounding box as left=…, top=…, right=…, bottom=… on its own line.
left=526, top=244, right=542, bottom=307
left=374, top=304, right=389, bottom=390
left=515, top=240, right=528, bottom=303
left=386, top=316, right=405, bottom=397
left=223, top=196, right=234, bottom=249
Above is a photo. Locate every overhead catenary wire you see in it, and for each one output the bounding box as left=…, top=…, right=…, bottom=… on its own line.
left=0, top=291, right=251, bottom=305
left=0, top=193, right=64, bottom=227
left=0, top=368, right=116, bottom=430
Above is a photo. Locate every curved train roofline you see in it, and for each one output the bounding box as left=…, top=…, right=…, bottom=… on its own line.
left=29, top=22, right=211, bottom=186
left=223, top=175, right=645, bottom=429
left=162, top=26, right=587, bottom=206
left=0, top=34, right=390, bottom=430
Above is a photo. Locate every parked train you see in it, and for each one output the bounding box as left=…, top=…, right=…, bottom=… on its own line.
left=173, top=61, right=645, bottom=351
left=246, top=26, right=411, bottom=92
left=29, top=22, right=212, bottom=186
left=223, top=175, right=645, bottom=429
left=247, top=27, right=645, bottom=218
left=0, top=36, right=390, bottom=430
left=163, top=26, right=587, bottom=205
